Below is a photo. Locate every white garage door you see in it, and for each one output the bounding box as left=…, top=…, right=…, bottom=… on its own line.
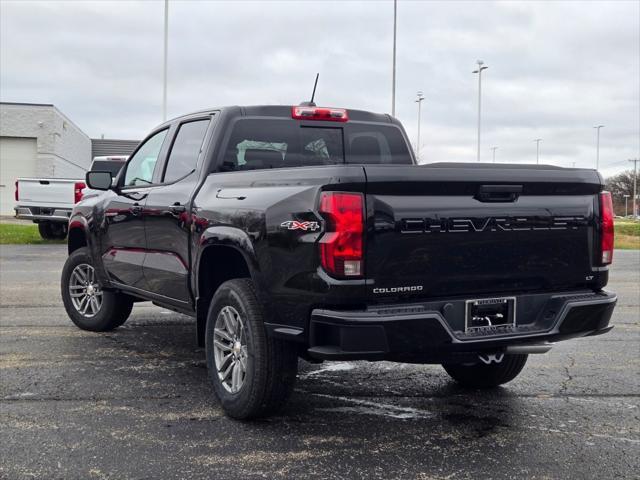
left=0, top=137, right=38, bottom=215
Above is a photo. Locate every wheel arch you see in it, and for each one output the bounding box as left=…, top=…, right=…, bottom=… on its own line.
left=194, top=227, right=263, bottom=347
left=68, top=218, right=89, bottom=255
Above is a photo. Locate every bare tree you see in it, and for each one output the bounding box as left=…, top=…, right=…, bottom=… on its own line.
left=605, top=169, right=637, bottom=215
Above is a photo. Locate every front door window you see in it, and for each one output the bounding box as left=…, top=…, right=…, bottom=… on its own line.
left=124, top=129, right=168, bottom=187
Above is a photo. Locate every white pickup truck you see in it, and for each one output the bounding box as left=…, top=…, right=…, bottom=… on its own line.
left=14, top=156, right=127, bottom=239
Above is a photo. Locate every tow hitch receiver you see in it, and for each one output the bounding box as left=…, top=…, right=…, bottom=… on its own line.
left=478, top=353, right=504, bottom=364
left=478, top=344, right=554, bottom=364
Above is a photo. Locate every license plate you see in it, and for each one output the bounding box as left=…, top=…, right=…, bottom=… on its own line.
left=465, top=297, right=516, bottom=332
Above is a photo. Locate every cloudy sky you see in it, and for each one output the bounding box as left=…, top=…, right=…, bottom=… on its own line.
left=1, top=0, right=638, bottom=176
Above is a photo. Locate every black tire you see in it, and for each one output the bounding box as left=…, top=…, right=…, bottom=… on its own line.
left=61, top=247, right=133, bottom=331
left=38, top=222, right=52, bottom=239
left=442, top=354, right=528, bottom=388
left=38, top=222, right=67, bottom=240
left=50, top=223, right=68, bottom=240
left=205, top=278, right=298, bottom=420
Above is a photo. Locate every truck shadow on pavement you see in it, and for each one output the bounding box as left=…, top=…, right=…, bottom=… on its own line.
left=115, top=313, right=529, bottom=439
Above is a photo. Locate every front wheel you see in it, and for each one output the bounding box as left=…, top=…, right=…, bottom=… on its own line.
left=205, top=278, right=298, bottom=420
left=442, top=354, right=528, bottom=388
left=61, top=247, right=133, bottom=331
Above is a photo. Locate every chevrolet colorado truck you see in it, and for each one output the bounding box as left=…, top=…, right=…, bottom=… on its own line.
left=61, top=105, right=617, bottom=419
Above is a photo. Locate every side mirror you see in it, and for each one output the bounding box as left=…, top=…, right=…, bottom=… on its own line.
left=86, top=171, right=113, bottom=191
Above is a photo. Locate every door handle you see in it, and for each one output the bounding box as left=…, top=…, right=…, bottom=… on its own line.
left=169, top=203, right=186, bottom=214
left=131, top=203, right=143, bottom=215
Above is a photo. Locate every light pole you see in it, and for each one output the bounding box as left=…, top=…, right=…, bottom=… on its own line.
left=534, top=138, right=542, bottom=164
left=624, top=195, right=630, bottom=217
left=391, top=0, right=397, bottom=116
left=594, top=125, right=604, bottom=170
left=415, top=91, right=425, bottom=161
left=162, top=0, right=169, bottom=121
left=473, top=60, right=488, bottom=162
left=491, top=146, right=498, bottom=163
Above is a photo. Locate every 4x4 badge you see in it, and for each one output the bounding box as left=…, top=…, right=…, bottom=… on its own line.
left=280, top=220, right=320, bottom=232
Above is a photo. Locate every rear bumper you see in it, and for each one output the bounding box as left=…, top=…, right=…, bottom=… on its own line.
left=15, top=206, right=71, bottom=222
left=307, top=290, right=616, bottom=362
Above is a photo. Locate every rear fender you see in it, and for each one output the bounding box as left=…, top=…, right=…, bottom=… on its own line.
left=194, top=226, right=272, bottom=345
left=194, top=226, right=262, bottom=294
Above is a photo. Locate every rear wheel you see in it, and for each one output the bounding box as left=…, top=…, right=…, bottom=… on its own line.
left=61, top=247, right=133, bottom=331
left=38, top=222, right=67, bottom=240
left=442, top=354, right=528, bottom=388
left=205, top=278, right=298, bottom=420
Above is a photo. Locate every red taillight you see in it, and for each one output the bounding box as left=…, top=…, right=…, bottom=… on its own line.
left=291, top=106, right=348, bottom=122
left=318, top=192, right=363, bottom=278
left=74, top=181, right=86, bottom=204
left=14, top=181, right=19, bottom=201
left=599, top=191, right=614, bottom=265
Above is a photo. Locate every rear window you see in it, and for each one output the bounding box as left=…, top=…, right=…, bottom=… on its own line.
left=346, top=123, right=413, bottom=165
left=220, top=119, right=412, bottom=171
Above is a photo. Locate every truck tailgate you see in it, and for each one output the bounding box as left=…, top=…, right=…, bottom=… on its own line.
left=363, top=164, right=603, bottom=301
left=16, top=178, right=78, bottom=207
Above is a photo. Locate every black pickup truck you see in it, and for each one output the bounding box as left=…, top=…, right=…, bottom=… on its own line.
left=61, top=104, right=617, bottom=419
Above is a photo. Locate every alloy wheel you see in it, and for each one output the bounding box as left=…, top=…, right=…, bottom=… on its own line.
left=69, top=263, right=103, bottom=317
left=213, top=305, right=248, bottom=393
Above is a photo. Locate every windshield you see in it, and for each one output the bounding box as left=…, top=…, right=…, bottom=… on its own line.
left=220, top=119, right=412, bottom=171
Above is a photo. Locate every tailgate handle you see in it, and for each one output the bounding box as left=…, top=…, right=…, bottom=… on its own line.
left=476, top=185, right=522, bottom=202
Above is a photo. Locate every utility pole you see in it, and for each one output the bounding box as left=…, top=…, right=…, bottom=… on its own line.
left=162, top=0, right=169, bottom=121
left=473, top=60, right=488, bottom=162
left=630, top=159, right=639, bottom=217
left=624, top=195, right=630, bottom=217
left=594, top=125, right=604, bottom=170
left=415, top=91, right=425, bottom=161
left=391, top=0, right=397, bottom=116
left=491, top=146, right=498, bottom=163
left=534, top=138, right=542, bottom=164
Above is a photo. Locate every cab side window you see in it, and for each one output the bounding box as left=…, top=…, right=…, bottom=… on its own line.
left=163, top=120, right=210, bottom=183
left=123, top=129, right=168, bottom=187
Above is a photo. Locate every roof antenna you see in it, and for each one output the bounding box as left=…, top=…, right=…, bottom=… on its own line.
left=299, top=73, right=319, bottom=107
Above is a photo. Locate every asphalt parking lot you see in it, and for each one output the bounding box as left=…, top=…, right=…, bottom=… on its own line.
left=0, top=245, right=638, bottom=479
